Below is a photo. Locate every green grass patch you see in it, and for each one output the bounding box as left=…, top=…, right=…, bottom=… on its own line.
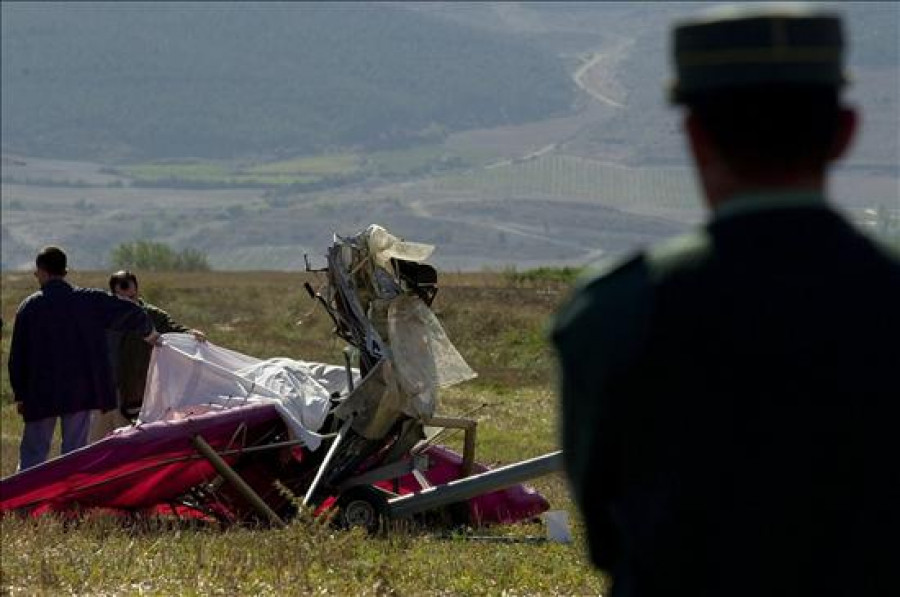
left=116, top=161, right=323, bottom=187
left=504, top=266, right=584, bottom=286
left=113, top=144, right=496, bottom=189
left=0, top=512, right=606, bottom=595
left=247, top=153, right=363, bottom=176
left=365, top=144, right=498, bottom=177
left=119, top=162, right=231, bottom=181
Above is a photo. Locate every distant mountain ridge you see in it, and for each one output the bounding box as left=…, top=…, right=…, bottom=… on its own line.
left=1, top=3, right=896, bottom=273
left=1, top=2, right=574, bottom=161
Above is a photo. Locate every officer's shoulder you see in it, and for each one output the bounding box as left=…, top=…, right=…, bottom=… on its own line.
left=552, top=252, right=649, bottom=340
left=644, top=229, right=714, bottom=280
left=575, top=252, right=647, bottom=297
left=574, top=229, right=712, bottom=293
left=552, top=232, right=712, bottom=339
left=870, top=235, right=900, bottom=265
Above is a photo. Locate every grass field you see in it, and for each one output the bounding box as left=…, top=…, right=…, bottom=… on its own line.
left=0, top=270, right=608, bottom=595
left=115, top=161, right=322, bottom=187
left=112, top=144, right=499, bottom=190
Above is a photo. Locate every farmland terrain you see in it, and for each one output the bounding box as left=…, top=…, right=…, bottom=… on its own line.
left=2, top=2, right=898, bottom=271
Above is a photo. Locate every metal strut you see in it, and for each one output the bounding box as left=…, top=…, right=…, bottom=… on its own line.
left=192, top=434, right=285, bottom=527
left=386, top=450, right=563, bottom=519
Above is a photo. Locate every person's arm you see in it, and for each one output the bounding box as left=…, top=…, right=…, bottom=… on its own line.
left=147, top=303, right=205, bottom=341
left=144, top=329, right=161, bottom=345
left=8, top=302, right=31, bottom=415
left=147, top=304, right=187, bottom=334
left=99, top=291, right=155, bottom=338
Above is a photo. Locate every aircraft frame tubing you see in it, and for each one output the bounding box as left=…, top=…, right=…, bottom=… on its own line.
left=385, top=450, right=563, bottom=519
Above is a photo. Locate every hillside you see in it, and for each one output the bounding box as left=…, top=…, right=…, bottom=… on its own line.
left=0, top=2, right=574, bottom=161
left=1, top=2, right=897, bottom=272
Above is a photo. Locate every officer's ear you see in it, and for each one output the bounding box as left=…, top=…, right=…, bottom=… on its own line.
left=827, top=106, right=857, bottom=163
left=684, top=111, right=719, bottom=170
left=684, top=111, right=733, bottom=209
left=684, top=110, right=710, bottom=167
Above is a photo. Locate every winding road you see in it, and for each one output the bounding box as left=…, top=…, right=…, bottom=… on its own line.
left=572, top=38, right=632, bottom=109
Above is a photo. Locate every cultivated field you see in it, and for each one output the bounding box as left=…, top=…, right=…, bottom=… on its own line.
left=0, top=270, right=608, bottom=595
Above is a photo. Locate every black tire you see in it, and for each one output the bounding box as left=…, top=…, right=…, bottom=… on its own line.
left=333, top=486, right=389, bottom=533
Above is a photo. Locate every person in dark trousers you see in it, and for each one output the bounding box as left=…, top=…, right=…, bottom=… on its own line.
left=89, top=269, right=206, bottom=441
left=552, top=6, right=900, bottom=597
left=8, top=247, right=159, bottom=471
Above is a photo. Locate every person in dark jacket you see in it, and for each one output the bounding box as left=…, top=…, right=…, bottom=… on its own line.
left=8, top=246, right=159, bottom=471
left=552, top=6, right=900, bottom=597
left=100, top=270, right=205, bottom=427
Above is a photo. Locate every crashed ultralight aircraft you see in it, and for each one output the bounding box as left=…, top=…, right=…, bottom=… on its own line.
left=0, top=225, right=562, bottom=530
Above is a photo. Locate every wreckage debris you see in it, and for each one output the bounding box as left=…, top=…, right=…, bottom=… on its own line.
left=0, top=225, right=557, bottom=530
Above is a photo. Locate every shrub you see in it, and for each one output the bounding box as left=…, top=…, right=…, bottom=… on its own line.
left=110, top=241, right=211, bottom=272
left=503, top=266, right=583, bottom=287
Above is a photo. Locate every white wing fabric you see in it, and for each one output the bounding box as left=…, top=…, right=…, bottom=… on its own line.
left=139, top=334, right=354, bottom=450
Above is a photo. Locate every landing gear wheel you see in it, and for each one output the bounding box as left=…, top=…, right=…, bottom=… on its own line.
left=334, top=486, right=389, bottom=533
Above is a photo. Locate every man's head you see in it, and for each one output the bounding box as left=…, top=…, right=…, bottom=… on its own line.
left=34, top=246, right=67, bottom=285
left=109, top=270, right=139, bottom=301
left=670, top=5, right=856, bottom=206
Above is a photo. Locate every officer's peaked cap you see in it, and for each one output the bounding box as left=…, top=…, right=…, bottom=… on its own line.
left=670, top=3, right=847, bottom=104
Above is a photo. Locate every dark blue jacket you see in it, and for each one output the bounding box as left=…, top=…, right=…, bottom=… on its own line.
left=8, top=279, right=154, bottom=422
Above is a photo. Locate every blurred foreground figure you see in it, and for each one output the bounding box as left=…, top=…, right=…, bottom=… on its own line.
left=8, top=247, right=157, bottom=470
left=552, top=6, right=900, bottom=596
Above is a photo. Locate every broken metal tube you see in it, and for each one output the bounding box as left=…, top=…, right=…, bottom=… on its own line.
left=191, top=434, right=285, bottom=527
left=386, top=450, right=563, bottom=519
left=302, top=417, right=353, bottom=507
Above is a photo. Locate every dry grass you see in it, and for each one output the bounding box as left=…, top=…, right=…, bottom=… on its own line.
left=0, top=270, right=607, bottom=595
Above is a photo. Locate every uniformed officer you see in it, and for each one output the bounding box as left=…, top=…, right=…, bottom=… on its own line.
left=552, top=5, right=900, bottom=596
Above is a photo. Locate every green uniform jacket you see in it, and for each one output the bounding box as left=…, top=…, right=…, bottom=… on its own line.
left=112, top=300, right=189, bottom=414
left=551, top=194, right=900, bottom=597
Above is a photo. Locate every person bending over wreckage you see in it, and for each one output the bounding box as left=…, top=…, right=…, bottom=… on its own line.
left=89, top=269, right=207, bottom=441
left=9, top=247, right=160, bottom=471
left=552, top=5, right=900, bottom=597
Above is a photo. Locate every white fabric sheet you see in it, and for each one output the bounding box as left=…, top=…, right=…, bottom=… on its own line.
left=387, top=295, right=477, bottom=417
left=139, top=334, right=353, bottom=450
